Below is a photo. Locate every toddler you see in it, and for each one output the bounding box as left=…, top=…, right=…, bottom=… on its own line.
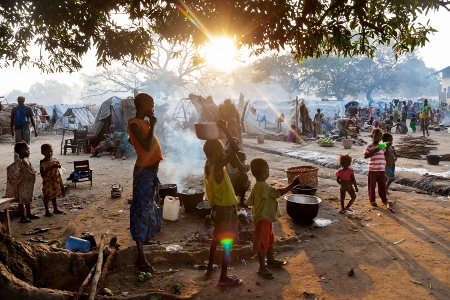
left=382, top=134, right=397, bottom=193
left=40, top=143, right=65, bottom=216
left=246, top=158, right=300, bottom=279
left=410, top=113, right=418, bottom=133
left=6, top=142, right=38, bottom=223
left=336, top=154, right=358, bottom=214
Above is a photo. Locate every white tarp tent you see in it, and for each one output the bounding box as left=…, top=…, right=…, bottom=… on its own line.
left=93, top=96, right=125, bottom=136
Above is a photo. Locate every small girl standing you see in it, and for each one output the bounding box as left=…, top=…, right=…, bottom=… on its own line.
left=6, top=142, right=38, bottom=223
left=40, top=143, right=65, bottom=216
left=410, top=113, right=418, bottom=133
left=336, top=154, right=359, bottom=214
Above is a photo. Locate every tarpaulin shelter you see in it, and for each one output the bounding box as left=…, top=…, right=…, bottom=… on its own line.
left=52, top=105, right=95, bottom=131
left=93, top=96, right=125, bottom=136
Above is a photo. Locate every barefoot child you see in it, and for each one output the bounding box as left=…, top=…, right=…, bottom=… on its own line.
left=410, top=113, right=418, bottom=133
left=203, top=119, right=242, bottom=286
left=40, top=144, right=65, bottom=216
left=246, top=158, right=300, bottom=279
left=364, top=128, right=390, bottom=207
left=6, top=142, right=38, bottom=223
left=382, top=133, right=397, bottom=193
left=336, top=154, right=359, bottom=214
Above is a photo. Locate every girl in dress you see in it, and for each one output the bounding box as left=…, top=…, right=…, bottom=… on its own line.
left=40, top=144, right=65, bottom=216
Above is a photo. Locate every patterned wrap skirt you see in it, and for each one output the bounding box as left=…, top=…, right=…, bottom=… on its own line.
left=130, top=165, right=162, bottom=242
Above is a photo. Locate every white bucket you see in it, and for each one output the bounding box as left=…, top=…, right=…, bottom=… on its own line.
left=342, top=139, right=353, bottom=149
left=162, top=196, right=180, bottom=221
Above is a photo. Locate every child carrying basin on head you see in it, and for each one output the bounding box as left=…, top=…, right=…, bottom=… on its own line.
left=246, top=158, right=300, bottom=279
left=336, top=154, right=359, bottom=214
left=203, top=119, right=242, bottom=286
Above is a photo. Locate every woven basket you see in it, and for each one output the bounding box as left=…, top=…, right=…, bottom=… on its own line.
left=285, top=166, right=319, bottom=187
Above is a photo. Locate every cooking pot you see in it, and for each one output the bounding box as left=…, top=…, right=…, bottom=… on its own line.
left=196, top=200, right=212, bottom=219
left=194, top=122, right=226, bottom=140
left=159, top=184, right=177, bottom=205
left=284, top=194, right=321, bottom=223
left=426, top=155, right=442, bottom=165
left=293, top=185, right=318, bottom=195
left=179, top=189, right=205, bottom=213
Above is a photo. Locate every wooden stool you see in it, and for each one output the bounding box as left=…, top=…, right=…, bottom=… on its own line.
left=0, top=198, right=15, bottom=236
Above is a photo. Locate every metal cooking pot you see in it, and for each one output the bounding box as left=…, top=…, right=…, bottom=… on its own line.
left=284, top=194, right=321, bottom=223
left=179, top=189, right=205, bottom=213
left=196, top=200, right=211, bottom=219
left=293, top=185, right=318, bottom=195
left=159, top=184, right=177, bottom=205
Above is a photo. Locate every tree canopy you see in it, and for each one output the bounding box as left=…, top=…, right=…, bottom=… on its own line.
left=1, top=1, right=449, bottom=73
left=251, top=50, right=440, bottom=101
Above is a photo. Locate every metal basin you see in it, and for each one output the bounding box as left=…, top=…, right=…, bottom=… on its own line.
left=284, top=194, right=322, bottom=222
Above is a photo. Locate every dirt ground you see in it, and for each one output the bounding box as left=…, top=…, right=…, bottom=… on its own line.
left=1, top=127, right=450, bottom=300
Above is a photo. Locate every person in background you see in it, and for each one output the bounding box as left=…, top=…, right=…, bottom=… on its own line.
left=392, top=107, right=399, bottom=123
left=127, top=93, right=164, bottom=273
left=287, top=124, right=300, bottom=143
left=276, top=113, right=284, bottom=133
left=382, top=133, right=397, bottom=194
left=10, top=96, right=38, bottom=145
left=346, top=102, right=358, bottom=119
left=225, top=138, right=251, bottom=208
left=336, top=154, right=358, bottom=214
left=435, top=109, right=441, bottom=125
left=410, top=113, right=418, bottom=133
left=6, top=142, right=38, bottom=223
left=401, top=101, right=408, bottom=122
left=364, top=128, right=390, bottom=207
left=203, top=119, right=242, bottom=286
left=92, top=125, right=122, bottom=157
left=246, top=157, right=300, bottom=279
left=420, top=99, right=431, bottom=137
left=313, top=109, right=323, bottom=137
left=40, top=144, right=65, bottom=216
left=382, top=115, right=394, bottom=134
left=336, top=117, right=355, bottom=138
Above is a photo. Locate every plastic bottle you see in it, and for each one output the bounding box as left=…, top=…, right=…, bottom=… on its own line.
left=377, top=142, right=388, bottom=149
left=65, top=236, right=91, bottom=252
left=162, top=196, right=180, bottom=221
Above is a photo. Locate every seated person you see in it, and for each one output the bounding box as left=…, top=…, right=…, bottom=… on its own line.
left=225, top=138, right=251, bottom=208
left=92, top=125, right=122, bottom=157
left=114, top=132, right=132, bottom=160
left=382, top=116, right=394, bottom=133
left=287, top=125, right=300, bottom=143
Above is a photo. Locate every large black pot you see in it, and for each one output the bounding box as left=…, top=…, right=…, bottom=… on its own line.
left=426, top=155, right=442, bottom=165
left=284, top=194, right=321, bottom=223
left=159, top=184, right=177, bottom=205
left=196, top=200, right=212, bottom=219
left=179, top=189, right=205, bottom=213
left=293, top=185, right=318, bottom=195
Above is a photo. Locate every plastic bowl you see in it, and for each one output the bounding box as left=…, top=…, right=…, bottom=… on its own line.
left=194, top=122, right=226, bottom=140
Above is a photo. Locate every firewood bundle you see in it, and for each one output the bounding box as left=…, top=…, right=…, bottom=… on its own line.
left=395, top=136, right=438, bottom=159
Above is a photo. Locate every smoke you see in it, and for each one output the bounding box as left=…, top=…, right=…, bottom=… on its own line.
left=158, top=124, right=205, bottom=191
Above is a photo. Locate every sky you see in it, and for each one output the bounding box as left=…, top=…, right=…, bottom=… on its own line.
left=0, top=9, right=449, bottom=98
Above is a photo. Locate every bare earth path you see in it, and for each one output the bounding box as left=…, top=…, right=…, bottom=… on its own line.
left=0, top=129, right=449, bottom=299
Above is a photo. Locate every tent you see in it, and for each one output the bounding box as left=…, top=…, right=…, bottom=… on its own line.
left=53, top=106, right=96, bottom=131
left=93, top=96, right=125, bottom=136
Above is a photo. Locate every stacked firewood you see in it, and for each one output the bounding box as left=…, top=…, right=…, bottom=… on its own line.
left=395, top=136, right=439, bottom=159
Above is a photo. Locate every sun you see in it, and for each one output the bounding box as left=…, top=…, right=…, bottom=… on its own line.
left=204, top=37, right=237, bottom=72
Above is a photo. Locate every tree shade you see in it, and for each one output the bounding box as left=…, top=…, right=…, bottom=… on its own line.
left=1, top=0, right=448, bottom=72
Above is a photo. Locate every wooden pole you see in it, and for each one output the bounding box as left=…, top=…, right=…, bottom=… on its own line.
left=73, top=264, right=96, bottom=300
left=96, top=237, right=118, bottom=297
left=88, top=233, right=106, bottom=300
